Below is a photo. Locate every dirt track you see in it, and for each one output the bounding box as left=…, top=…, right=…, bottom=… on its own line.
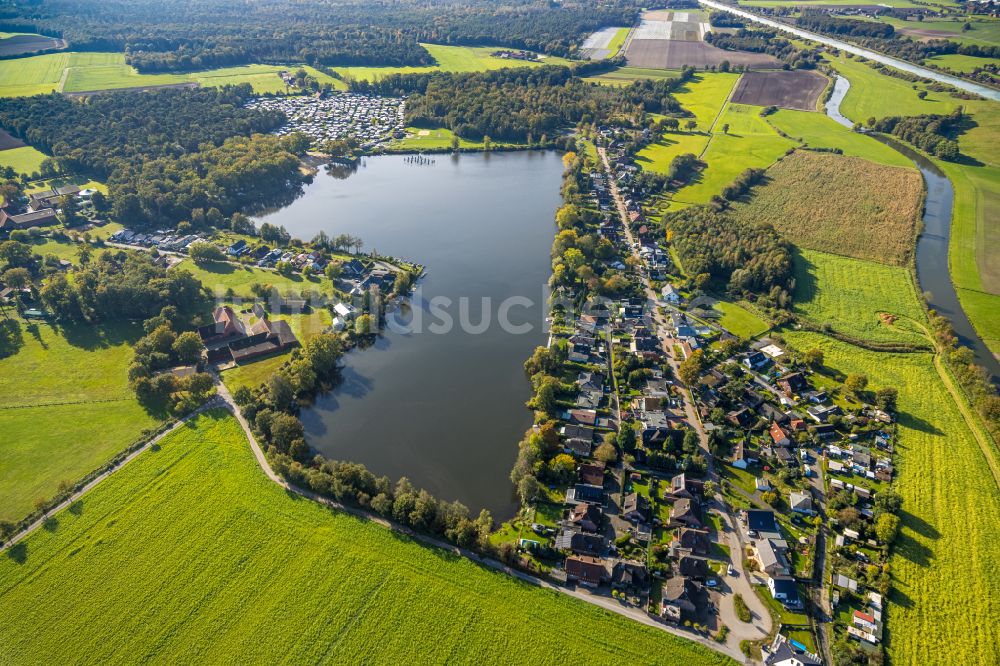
left=730, top=69, right=828, bottom=110
left=626, top=39, right=779, bottom=69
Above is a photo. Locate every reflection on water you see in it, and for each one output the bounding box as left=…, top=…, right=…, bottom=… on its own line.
left=255, top=151, right=564, bottom=518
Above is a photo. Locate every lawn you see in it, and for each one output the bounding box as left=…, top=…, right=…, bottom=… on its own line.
left=335, top=43, right=571, bottom=82
left=877, top=16, right=1000, bottom=48
left=791, top=248, right=927, bottom=343
left=0, top=319, right=161, bottom=521
left=781, top=331, right=1000, bottom=665
left=729, top=151, right=923, bottom=266
left=0, top=145, right=49, bottom=176
left=767, top=109, right=913, bottom=168
left=0, top=411, right=733, bottom=665
left=924, top=53, right=1000, bottom=73
left=671, top=103, right=796, bottom=206
left=715, top=300, right=770, bottom=339
left=174, top=258, right=334, bottom=298
left=389, top=126, right=525, bottom=151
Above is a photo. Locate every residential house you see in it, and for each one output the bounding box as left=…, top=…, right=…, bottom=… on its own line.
left=569, top=503, right=603, bottom=532
left=555, top=530, right=606, bottom=556
left=660, top=576, right=703, bottom=623
left=743, top=351, right=769, bottom=371
left=199, top=306, right=246, bottom=343
left=672, top=528, right=711, bottom=556
left=767, top=577, right=801, bottom=608
left=578, top=462, right=605, bottom=487
left=789, top=491, right=814, bottom=515
left=226, top=318, right=299, bottom=364
left=622, top=492, right=652, bottom=524
left=752, top=538, right=790, bottom=577
left=667, top=473, right=703, bottom=500
left=777, top=372, right=808, bottom=397
left=770, top=422, right=792, bottom=448
left=670, top=498, right=702, bottom=529
left=565, top=556, right=609, bottom=587
left=727, top=407, right=753, bottom=429
left=763, top=635, right=821, bottom=666
left=732, top=440, right=752, bottom=470
left=611, top=561, right=649, bottom=593
left=677, top=555, right=709, bottom=580
left=577, top=371, right=605, bottom=392
left=566, top=483, right=604, bottom=505
left=564, top=438, right=593, bottom=457
left=661, top=283, right=681, bottom=304
left=744, top=510, right=781, bottom=539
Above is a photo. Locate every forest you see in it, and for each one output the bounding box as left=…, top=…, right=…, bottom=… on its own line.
left=0, top=0, right=641, bottom=71
left=795, top=12, right=895, bottom=39
left=660, top=202, right=793, bottom=307
left=867, top=111, right=965, bottom=161
left=0, top=87, right=307, bottom=227
left=357, top=65, right=687, bottom=141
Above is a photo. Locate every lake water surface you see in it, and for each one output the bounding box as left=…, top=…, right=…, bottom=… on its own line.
left=255, top=151, right=564, bottom=519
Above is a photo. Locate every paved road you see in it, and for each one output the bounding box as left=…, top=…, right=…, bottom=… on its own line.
left=698, top=0, right=1000, bottom=102
left=599, top=146, right=772, bottom=654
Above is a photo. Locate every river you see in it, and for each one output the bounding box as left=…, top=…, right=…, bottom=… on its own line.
left=254, top=151, right=563, bottom=519
left=826, top=76, right=1000, bottom=381
left=699, top=0, right=1000, bottom=102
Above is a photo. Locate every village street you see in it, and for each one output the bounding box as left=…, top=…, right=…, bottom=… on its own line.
left=598, top=145, right=773, bottom=654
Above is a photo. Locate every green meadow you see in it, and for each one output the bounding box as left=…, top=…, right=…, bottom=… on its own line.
left=335, top=43, right=571, bottom=82
left=767, top=108, right=913, bottom=168
left=671, top=103, right=796, bottom=206
left=174, top=258, right=335, bottom=299
left=792, top=248, right=927, bottom=343
left=583, top=66, right=682, bottom=85
left=0, top=145, right=49, bottom=176
left=925, top=53, right=1000, bottom=73
left=0, top=411, right=733, bottom=665
left=0, top=319, right=161, bottom=522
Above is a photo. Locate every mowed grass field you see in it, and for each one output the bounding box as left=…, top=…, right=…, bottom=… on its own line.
left=781, top=331, right=1000, bottom=665
left=335, top=43, right=572, bottom=82
left=875, top=16, right=1000, bottom=48
left=174, top=258, right=335, bottom=299
left=583, top=66, right=682, bottom=85
left=671, top=103, right=796, bottom=207
left=925, top=53, right=1000, bottom=73
left=0, top=145, right=48, bottom=176
left=828, top=53, right=1000, bottom=356
left=390, top=126, right=528, bottom=151
left=730, top=151, right=923, bottom=266
left=792, top=248, right=927, bottom=343
left=0, top=411, right=733, bottom=665
left=767, top=108, right=913, bottom=168
left=0, top=320, right=161, bottom=521
left=715, top=300, right=770, bottom=339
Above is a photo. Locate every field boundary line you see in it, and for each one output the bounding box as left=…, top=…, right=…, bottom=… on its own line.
left=0, top=395, right=133, bottom=410
left=57, top=65, right=70, bottom=93
left=0, top=401, right=218, bottom=553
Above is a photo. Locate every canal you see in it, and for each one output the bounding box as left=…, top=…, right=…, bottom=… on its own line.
left=827, top=76, right=1000, bottom=381
left=254, top=151, right=564, bottom=519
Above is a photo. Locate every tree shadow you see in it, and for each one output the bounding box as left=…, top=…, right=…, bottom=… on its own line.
left=0, top=317, right=24, bottom=359
left=59, top=320, right=142, bottom=351
left=896, top=410, right=944, bottom=436
left=893, top=530, right=933, bottom=567
left=42, top=517, right=59, bottom=532
left=6, top=543, right=27, bottom=564
left=898, top=508, right=940, bottom=540
left=68, top=500, right=84, bottom=516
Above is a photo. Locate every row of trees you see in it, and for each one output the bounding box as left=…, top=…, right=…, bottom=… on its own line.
left=704, top=29, right=822, bottom=70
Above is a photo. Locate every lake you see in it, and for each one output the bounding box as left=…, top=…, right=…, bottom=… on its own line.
left=255, top=151, right=564, bottom=519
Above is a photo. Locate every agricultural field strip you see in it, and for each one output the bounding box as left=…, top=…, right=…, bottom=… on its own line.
left=0, top=411, right=734, bottom=664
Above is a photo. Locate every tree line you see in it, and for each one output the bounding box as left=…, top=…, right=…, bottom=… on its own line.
left=866, top=110, right=966, bottom=161
left=704, top=29, right=822, bottom=69
left=356, top=65, right=686, bottom=142
left=0, top=0, right=641, bottom=72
